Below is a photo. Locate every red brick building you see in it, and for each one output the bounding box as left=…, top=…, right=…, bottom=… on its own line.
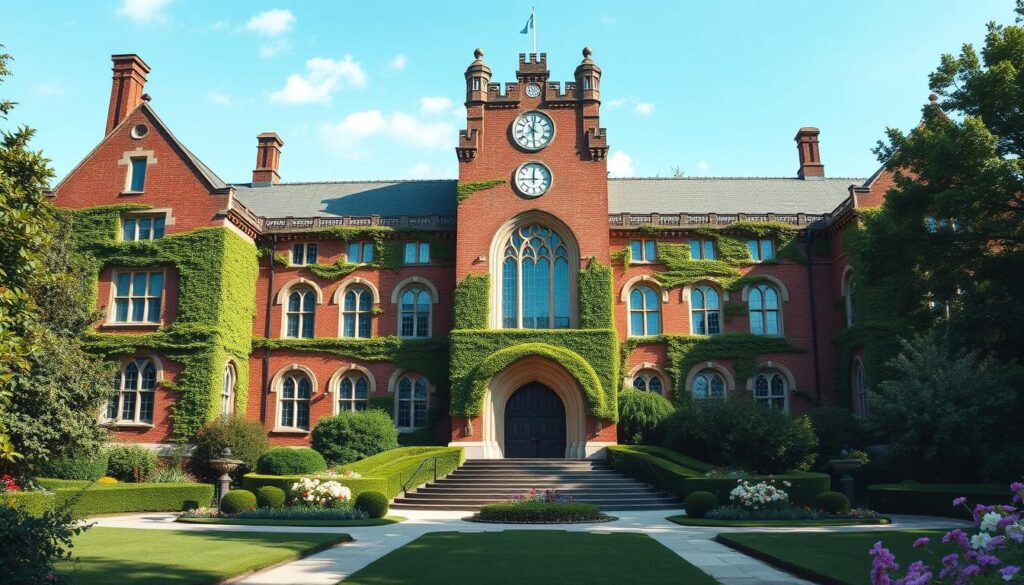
left=50, top=50, right=891, bottom=458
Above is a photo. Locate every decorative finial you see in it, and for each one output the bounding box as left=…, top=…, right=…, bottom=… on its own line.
left=928, top=93, right=939, bottom=103
left=141, top=93, right=152, bottom=102
left=583, top=47, right=593, bottom=59
left=474, top=48, right=484, bottom=60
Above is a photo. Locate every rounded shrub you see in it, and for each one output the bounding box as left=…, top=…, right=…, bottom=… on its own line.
left=684, top=491, right=719, bottom=519
left=96, top=476, right=119, bottom=485
left=354, top=491, right=390, bottom=519
left=312, top=411, right=399, bottom=466
left=617, top=389, right=675, bottom=445
left=38, top=452, right=109, bottom=480
left=255, top=486, right=287, bottom=509
left=220, top=489, right=258, bottom=514
left=105, top=445, right=158, bottom=482
left=256, top=447, right=327, bottom=475
left=191, top=416, right=269, bottom=482
left=814, top=491, right=851, bottom=514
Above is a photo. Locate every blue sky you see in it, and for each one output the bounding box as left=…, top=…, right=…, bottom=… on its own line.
left=3, top=1, right=1017, bottom=184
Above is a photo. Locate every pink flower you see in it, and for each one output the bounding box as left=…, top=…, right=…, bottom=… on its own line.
left=912, top=537, right=930, bottom=549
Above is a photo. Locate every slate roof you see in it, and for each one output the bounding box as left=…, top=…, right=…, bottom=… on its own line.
left=608, top=177, right=865, bottom=215
left=232, top=180, right=458, bottom=218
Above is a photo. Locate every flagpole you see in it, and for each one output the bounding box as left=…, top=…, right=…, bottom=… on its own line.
left=532, top=7, right=537, bottom=54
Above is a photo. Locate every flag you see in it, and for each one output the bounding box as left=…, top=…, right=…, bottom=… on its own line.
left=520, top=12, right=534, bottom=34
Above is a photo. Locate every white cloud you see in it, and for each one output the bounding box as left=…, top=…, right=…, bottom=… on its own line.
left=607, top=150, right=635, bottom=177
left=606, top=98, right=627, bottom=108
left=209, top=20, right=229, bottom=31
left=245, top=9, right=295, bottom=36
left=389, top=54, right=407, bottom=70
left=259, top=39, right=290, bottom=58
left=36, top=81, right=65, bottom=97
left=634, top=102, right=655, bottom=116
left=117, top=0, right=173, bottom=23
left=320, top=110, right=455, bottom=155
left=270, top=56, right=367, bottom=105
left=419, top=96, right=453, bottom=115
left=697, top=160, right=710, bottom=172
left=206, top=88, right=232, bottom=106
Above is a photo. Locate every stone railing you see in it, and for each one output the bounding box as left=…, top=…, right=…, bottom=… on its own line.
left=608, top=212, right=831, bottom=229
left=259, top=215, right=456, bottom=232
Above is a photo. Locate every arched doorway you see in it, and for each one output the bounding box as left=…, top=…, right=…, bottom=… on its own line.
left=504, top=382, right=566, bottom=458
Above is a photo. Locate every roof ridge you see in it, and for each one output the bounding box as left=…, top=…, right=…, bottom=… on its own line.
left=231, top=179, right=458, bottom=187
left=609, top=176, right=865, bottom=181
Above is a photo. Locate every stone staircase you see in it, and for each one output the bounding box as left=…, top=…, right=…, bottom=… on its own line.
left=390, top=459, right=682, bottom=511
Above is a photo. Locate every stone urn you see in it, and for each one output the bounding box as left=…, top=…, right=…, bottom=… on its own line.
left=828, top=456, right=863, bottom=504
left=209, top=447, right=243, bottom=507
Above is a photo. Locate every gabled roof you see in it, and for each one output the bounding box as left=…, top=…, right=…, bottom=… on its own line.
left=232, top=180, right=458, bottom=218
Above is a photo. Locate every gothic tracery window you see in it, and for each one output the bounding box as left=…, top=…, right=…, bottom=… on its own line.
left=501, top=223, right=571, bottom=329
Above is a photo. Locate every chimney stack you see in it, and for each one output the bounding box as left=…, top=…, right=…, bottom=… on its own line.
left=106, top=54, right=151, bottom=135
left=794, top=127, right=825, bottom=180
left=252, top=133, right=284, bottom=185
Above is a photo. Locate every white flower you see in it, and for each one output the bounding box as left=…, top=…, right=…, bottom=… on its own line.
left=970, top=532, right=993, bottom=550
left=980, top=511, right=1002, bottom=533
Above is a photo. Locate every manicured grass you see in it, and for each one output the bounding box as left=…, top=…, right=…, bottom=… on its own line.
left=176, top=515, right=405, bottom=527
left=716, top=529, right=957, bottom=585
left=56, top=527, right=349, bottom=585
left=667, top=515, right=891, bottom=527
left=343, top=530, right=718, bottom=585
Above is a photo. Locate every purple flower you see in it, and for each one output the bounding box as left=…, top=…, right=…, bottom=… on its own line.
left=943, top=529, right=971, bottom=549
left=986, top=535, right=1007, bottom=551
left=953, top=496, right=968, bottom=507
left=976, top=553, right=1002, bottom=567
left=1001, top=565, right=1020, bottom=580
left=870, top=541, right=899, bottom=585
left=962, top=564, right=982, bottom=577
left=913, top=537, right=930, bottom=549
left=941, top=553, right=960, bottom=566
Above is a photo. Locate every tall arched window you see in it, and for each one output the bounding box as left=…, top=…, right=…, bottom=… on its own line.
left=279, top=372, right=312, bottom=430
left=629, top=285, right=661, bottom=336
left=286, top=288, right=316, bottom=338
left=631, top=369, right=665, bottom=394
left=399, top=287, right=431, bottom=338
left=853, top=360, right=868, bottom=417
left=691, top=285, right=721, bottom=335
left=342, top=286, right=372, bottom=338
left=501, top=223, right=571, bottom=329
left=692, top=370, right=726, bottom=399
left=338, top=373, right=369, bottom=412
left=396, top=374, right=428, bottom=429
left=843, top=271, right=858, bottom=326
left=753, top=370, right=787, bottom=410
left=221, top=362, right=236, bottom=416
left=749, top=284, right=781, bottom=336
left=107, top=358, right=157, bottom=424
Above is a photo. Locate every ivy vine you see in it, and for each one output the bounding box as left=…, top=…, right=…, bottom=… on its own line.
left=456, top=179, right=506, bottom=204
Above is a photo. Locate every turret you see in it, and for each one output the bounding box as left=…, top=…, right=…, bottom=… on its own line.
left=574, top=47, right=601, bottom=101
left=465, top=48, right=491, bottom=104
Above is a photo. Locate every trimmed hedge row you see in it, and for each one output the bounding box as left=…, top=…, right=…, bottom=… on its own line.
left=606, top=445, right=830, bottom=505
left=243, top=447, right=464, bottom=499
left=3, top=481, right=214, bottom=518
left=477, top=501, right=606, bottom=523
left=867, top=484, right=1012, bottom=520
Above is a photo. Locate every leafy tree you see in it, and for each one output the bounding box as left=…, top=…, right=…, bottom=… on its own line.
left=868, top=332, right=1022, bottom=482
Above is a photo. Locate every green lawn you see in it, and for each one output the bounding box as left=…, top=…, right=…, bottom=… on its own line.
left=667, top=515, right=891, bottom=527
left=177, top=515, right=405, bottom=527
left=716, top=529, right=957, bottom=585
left=343, top=530, right=719, bottom=585
left=56, top=527, right=349, bottom=585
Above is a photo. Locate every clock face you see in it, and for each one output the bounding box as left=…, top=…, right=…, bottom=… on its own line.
left=525, top=83, right=541, bottom=98
left=512, top=111, right=554, bottom=151
left=514, top=162, right=552, bottom=198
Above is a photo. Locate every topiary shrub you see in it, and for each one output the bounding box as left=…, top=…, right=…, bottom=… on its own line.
left=684, top=491, right=719, bottom=519
left=311, top=411, right=400, bottom=466
left=353, top=491, right=389, bottom=519
left=96, top=476, right=118, bottom=485
left=37, top=452, right=109, bottom=481
left=255, top=486, right=286, bottom=509
left=814, top=491, right=851, bottom=514
left=617, top=389, right=675, bottom=445
left=256, top=448, right=327, bottom=476
left=191, top=417, right=269, bottom=483
left=220, top=489, right=257, bottom=514
left=105, top=445, right=158, bottom=483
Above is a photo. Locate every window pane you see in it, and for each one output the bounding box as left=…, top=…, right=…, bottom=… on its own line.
left=281, top=401, right=293, bottom=427
left=765, top=311, right=779, bottom=335
left=630, top=312, right=644, bottom=336
left=693, top=375, right=708, bottom=399
left=646, top=311, right=661, bottom=335
left=704, top=240, right=715, bottom=259
left=554, top=257, right=569, bottom=328
left=630, top=240, right=642, bottom=261
left=705, top=287, right=719, bottom=309
left=148, top=272, right=163, bottom=296
left=710, top=375, right=725, bottom=398
left=355, top=377, right=368, bottom=399
left=306, top=243, right=318, bottom=265
left=363, top=242, right=374, bottom=262
left=115, top=299, right=129, bottom=322
left=153, top=216, right=165, bottom=239
left=419, top=242, right=430, bottom=263
left=130, top=158, right=147, bottom=191
left=301, top=315, right=314, bottom=338
left=348, top=242, right=359, bottom=262
left=691, top=289, right=704, bottom=309
left=131, top=298, right=146, bottom=322
left=645, top=240, right=656, bottom=262
left=116, top=273, right=131, bottom=296
left=632, top=378, right=646, bottom=390
left=358, top=291, right=371, bottom=311
left=707, top=312, right=720, bottom=335
left=754, top=375, right=768, bottom=397
left=404, top=242, right=416, bottom=264
left=693, top=312, right=705, bottom=335
left=502, top=258, right=517, bottom=328
left=357, top=314, right=370, bottom=338
left=122, top=219, right=136, bottom=241
left=747, top=240, right=760, bottom=260
left=649, top=376, right=662, bottom=393
left=764, top=288, right=779, bottom=309
left=630, top=288, right=643, bottom=307
left=344, top=290, right=357, bottom=311
left=121, top=392, right=136, bottom=420
left=298, top=377, right=312, bottom=399
left=292, top=244, right=304, bottom=264
left=750, top=312, right=764, bottom=335
left=762, top=239, right=774, bottom=259
left=689, top=240, right=701, bottom=259
left=643, top=287, right=658, bottom=308
left=297, top=403, right=309, bottom=430
left=397, top=402, right=410, bottom=428
left=302, top=291, right=315, bottom=312
left=414, top=402, right=427, bottom=428
left=146, top=299, right=161, bottom=323
left=139, top=217, right=152, bottom=239
left=139, top=393, right=154, bottom=424
left=343, top=314, right=355, bottom=337
left=286, top=314, right=299, bottom=338
left=132, top=273, right=147, bottom=297
left=399, top=378, right=411, bottom=399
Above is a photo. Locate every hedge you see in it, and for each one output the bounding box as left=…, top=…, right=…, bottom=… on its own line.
left=243, top=447, right=464, bottom=499
left=476, top=501, right=607, bottom=523
left=606, top=445, right=829, bottom=505
left=3, top=481, right=215, bottom=518
left=866, top=483, right=1012, bottom=520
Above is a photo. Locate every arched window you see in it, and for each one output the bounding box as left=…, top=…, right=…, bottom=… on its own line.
left=629, top=285, right=661, bottom=336
left=631, top=369, right=665, bottom=394
left=338, top=373, right=370, bottom=412
left=854, top=360, right=868, bottom=417
left=501, top=223, right=571, bottom=329
left=107, top=358, right=157, bottom=424
left=399, top=287, right=431, bottom=338
left=692, top=370, right=726, bottom=399
left=342, top=286, right=372, bottom=338
left=749, top=284, right=781, bottom=336
left=286, top=287, right=316, bottom=338
left=753, top=370, right=787, bottom=410
left=690, top=285, right=722, bottom=335
left=396, top=374, right=428, bottom=429
left=843, top=270, right=858, bottom=326
left=221, top=362, right=236, bottom=416
left=279, top=372, right=312, bottom=430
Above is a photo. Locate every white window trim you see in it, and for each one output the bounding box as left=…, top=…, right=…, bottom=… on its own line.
left=627, top=284, right=662, bottom=337
left=100, top=355, right=163, bottom=427
left=688, top=284, right=725, bottom=336
left=389, top=370, right=432, bottom=432
left=628, top=239, right=658, bottom=264
left=106, top=268, right=167, bottom=326
left=345, top=240, right=376, bottom=264
left=221, top=361, right=237, bottom=416
left=120, top=208, right=175, bottom=241
left=624, top=362, right=672, bottom=397
left=684, top=361, right=736, bottom=398
left=288, top=242, right=319, bottom=267
left=744, top=361, right=797, bottom=413
left=269, top=365, right=319, bottom=434
left=328, top=364, right=376, bottom=415
left=391, top=277, right=439, bottom=339
left=333, top=277, right=380, bottom=338
left=116, top=148, right=158, bottom=195
left=275, top=278, right=324, bottom=338
left=403, top=241, right=431, bottom=265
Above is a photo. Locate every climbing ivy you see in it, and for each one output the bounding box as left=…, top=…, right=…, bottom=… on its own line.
left=578, top=260, right=614, bottom=329
left=66, top=205, right=258, bottom=440
left=453, top=274, right=489, bottom=330
left=456, top=179, right=506, bottom=204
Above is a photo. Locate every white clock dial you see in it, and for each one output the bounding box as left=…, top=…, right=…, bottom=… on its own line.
left=512, top=111, right=554, bottom=151
left=514, top=162, right=552, bottom=198
left=525, top=83, right=541, bottom=98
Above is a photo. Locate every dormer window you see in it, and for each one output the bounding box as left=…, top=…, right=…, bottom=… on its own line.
left=128, top=157, right=147, bottom=192
left=122, top=214, right=165, bottom=241
left=290, top=243, right=318, bottom=266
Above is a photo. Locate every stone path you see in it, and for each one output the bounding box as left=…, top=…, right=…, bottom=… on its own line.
left=91, top=511, right=967, bottom=585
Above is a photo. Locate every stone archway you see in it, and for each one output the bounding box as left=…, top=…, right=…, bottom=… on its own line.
left=504, top=382, right=567, bottom=458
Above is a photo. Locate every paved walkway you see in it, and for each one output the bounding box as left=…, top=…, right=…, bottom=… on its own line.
left=91, top=511, right=967, bottom=585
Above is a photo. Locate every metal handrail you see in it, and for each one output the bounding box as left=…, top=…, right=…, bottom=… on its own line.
left=401, top=455, right=446, bottom=496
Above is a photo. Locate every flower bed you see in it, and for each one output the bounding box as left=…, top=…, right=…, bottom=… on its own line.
left=466, top=489, right=614, bottom=524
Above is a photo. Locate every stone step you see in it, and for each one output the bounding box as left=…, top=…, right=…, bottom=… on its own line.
left=446, top=472, right=625, bottom=479
left=390, top=501, right=679, bottom=511
left=414, top=487, right=662, bottom=496
left=430, top=480, right=643, bottom=488
left=393, top=495, right=681, bottom=507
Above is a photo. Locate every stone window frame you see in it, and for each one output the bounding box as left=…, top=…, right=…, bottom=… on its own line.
left=117, top=148, right=158, bottom=195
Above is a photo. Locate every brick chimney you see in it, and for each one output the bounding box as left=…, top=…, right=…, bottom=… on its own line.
left=106, top=54, right=151, bottom=135
left=252, top=133, right=284, bottom=186
left=794, top=127, right=825, bottom=180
